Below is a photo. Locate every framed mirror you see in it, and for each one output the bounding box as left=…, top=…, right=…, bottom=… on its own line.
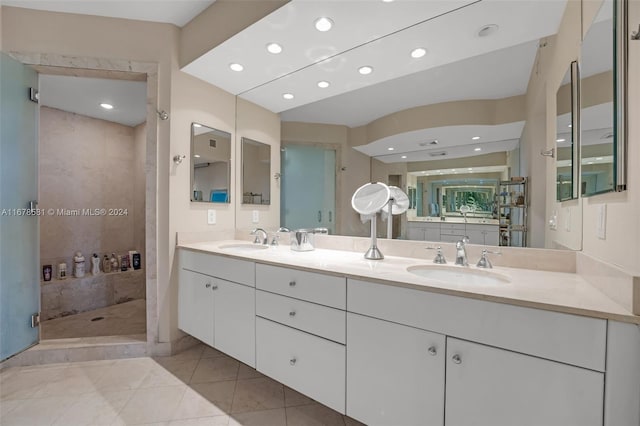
left=580, top=0, right=626, bottom=196
left=556, top=61, right=579, bottom=201
left=241, top=137, right=271, bottom=205
left=190, top=123, right=231, bottom=203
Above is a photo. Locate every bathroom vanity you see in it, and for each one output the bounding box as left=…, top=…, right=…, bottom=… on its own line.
left=177, top=241, right=640, bottom=426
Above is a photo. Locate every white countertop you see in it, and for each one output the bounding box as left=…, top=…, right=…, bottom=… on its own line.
left=178, top=240, right=639, bottom=324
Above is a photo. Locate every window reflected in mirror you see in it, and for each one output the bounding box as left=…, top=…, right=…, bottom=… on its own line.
left=241, top=137, right=271, bottom=205
left=580, top=0, right=614, bottom=196
left=190, top=123, right=231, bottom=203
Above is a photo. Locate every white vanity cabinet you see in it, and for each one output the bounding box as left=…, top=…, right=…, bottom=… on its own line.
left=346, top=312, right=445, bottom=426
left=407, top=221, right=499, bottom=245
left=178, top=249, right=256, bottom=367
left=346, top=278, right=607, bottom=426
left=255, top=264, right=347, bottom=413
left=445, top=337, right=604, bottom=426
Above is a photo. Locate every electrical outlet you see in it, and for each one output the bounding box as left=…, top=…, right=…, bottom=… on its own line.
left=252, top=210, right=259, bottom=223
left=207, top=209, right=216, bottom=225
left=596, top=204, right=606, bottom=240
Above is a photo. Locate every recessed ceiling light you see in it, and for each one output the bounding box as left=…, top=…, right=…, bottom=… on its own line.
left=194, top=154, right=201, bottom=158
left=229, top=63, right=244, bottom=72
left=568, top=124, right=572, bottom=128
left=283, top=93, right=294, bottom=100
left=100, top=103, right=113, bottom=110
left=587, top=161, right=594, bottom=165
left=451, top=169, right=456, bottom=172
left=314, top=17, right=333, bottom=32
left=193, top=123, right=202, bottom=128
left=474, top=147, right=482, bottom=152
left=471, top=136, right=480, bottom=140
left=411, top=48, right=427, bottom=58
left=556, top=138, right=566, bottom=142
left=439, top=172, right=444, bottom=175
left=401, top=155, right=407, bottom=159
left=317, top=81, right=330, bottom=88
left=266, top=43, right=283, bottom=54
left=596, top=157, right=603, bottom=160
left=468, top=168, right=473, bottom=171
left=387, top=147, right=395, bottom=151
left=358, top=66, right=373, bottom=75
left=382, top=0, right=394, bottom=2
left=477, top=24, right=499, bottom=37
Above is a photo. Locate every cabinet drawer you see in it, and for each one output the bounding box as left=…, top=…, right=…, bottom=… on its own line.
left=256, top=317, right=345, bottom=413
left=440, top=223, right=466, bottom=233
left=180, top=249, right=255, bottom=286
left=257, top=290, right=346, bottom=343
left=348, top=279, right=607, bottom=371
left=256, top=264, right=346, bottom=309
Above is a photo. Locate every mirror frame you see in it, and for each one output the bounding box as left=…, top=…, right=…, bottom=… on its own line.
left=614, top=0, right=628, bottom=191
left=571, top=60, right=581, bottom=200
left=190, top=122, right=232, bottom=204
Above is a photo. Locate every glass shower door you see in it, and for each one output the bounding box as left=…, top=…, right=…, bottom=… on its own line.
left=1, top=52, right=40, bottom=360
left=281, top=145, right=336, bottom=234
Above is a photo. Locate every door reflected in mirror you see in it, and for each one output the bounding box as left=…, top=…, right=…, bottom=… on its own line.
left=241, top=137, right=271, bottom=205
left=191, top=123, right=231, bottom=203
left=580, top=0, right=614, bottom=196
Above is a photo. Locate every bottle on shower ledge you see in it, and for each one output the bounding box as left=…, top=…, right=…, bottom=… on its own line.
left=91, top=253, right=100, bottom=275
left=103, top=254, right=112, bottom=273
left=73, top=251, right=85, bottom=278
left=110, top=253, right=119, bottom=271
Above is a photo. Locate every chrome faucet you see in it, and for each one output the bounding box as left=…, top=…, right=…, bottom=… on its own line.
left=476, top=248, right=501, bottom=269
left=271, top=227, right=291, bottom=245
left=455, top=236, right=470, bottom=266
left=250, top=228, right=268, bottom=245
left=426, top=246, right=447, bottom=264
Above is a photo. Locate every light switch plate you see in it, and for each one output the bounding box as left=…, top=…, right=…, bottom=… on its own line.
left=207, top=209, right=216, bottom=225
left=252, top=210, right=259, bottom=224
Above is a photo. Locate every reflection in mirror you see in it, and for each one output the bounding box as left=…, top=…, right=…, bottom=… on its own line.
left=556, top=62, right=578, bottom=201
left=191, top=123, right=231, bottom=203
left=241, top=137, right=271, bottom=205
left=580, top=0, right=615, bottom=196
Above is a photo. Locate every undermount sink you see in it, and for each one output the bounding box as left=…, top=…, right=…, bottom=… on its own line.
left=219, top=243, right=269, bottom=252
left=406, top=265, right=510, bottom=286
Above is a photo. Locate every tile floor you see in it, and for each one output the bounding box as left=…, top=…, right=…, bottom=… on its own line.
left=41, top=299, right=146, bottom=339
left=0, top=343, right=365, bottom=426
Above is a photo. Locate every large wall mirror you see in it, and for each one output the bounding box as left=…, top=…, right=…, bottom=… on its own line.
left=580, top=0, right=626, bottom=196
left=556, top=61, right=579, bottom=202
left=190, top=123, right=231, bottom=203
left=241, top=137, right=271, bottom=205
left=233, top=0, right=632, bottom=250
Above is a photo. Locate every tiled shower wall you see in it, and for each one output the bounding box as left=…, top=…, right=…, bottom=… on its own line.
left=39, top=107, right=146, bottom=319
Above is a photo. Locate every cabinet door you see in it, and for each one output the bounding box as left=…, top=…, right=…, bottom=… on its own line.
left=445, top=338, right=603, bottom=426
left=178, top=269, right=214, bottom=346
left=347, top=313, right=445, bottom=426
left=407, top=224, right=425, bottom=241
left=214, top=279, right=256, bottom=368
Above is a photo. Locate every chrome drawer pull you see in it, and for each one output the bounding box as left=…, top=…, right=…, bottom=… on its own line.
left=289, top=281, right=296, bottom=287
left=290, top=357, right=297, bottom=366
left=427, top=346, right=437, bottom=356
left=452, top=354, right=462, bottom=364
left=211, top=285, right=218, bottom=290
left=205, top=283, right=211, bottom=288
left=289, top=311, right=296, bottom=317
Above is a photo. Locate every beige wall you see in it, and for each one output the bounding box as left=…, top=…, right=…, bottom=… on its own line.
left=580, top=0, right=640, bottom=274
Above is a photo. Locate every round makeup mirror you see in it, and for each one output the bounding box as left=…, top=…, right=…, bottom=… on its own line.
left=351, top=182, right=391, bottom=215
left=388, top=186, right=409, bottom=215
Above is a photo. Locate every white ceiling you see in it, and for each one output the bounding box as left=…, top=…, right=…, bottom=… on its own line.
left=183, top=0, right=566, bottom=118
left=39, top=75, right=147, bottom=127
left=0, top=0, right=215, bottom=27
